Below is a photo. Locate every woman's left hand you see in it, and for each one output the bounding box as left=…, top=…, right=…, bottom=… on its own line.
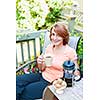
left=73, top=69, right=81, bottom=81
left=74, top=69, right=80, bottom=76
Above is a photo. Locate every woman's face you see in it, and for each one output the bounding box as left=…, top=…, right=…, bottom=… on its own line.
left=51, top=28, right=63, bottom=46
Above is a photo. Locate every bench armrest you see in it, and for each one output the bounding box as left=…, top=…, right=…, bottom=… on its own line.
left=16, top=60, right=37, bottom=72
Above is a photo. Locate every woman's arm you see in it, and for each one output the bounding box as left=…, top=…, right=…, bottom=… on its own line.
left=73, top=59, right=80, bottom=76
left=69, top=48, right=80, bottom=76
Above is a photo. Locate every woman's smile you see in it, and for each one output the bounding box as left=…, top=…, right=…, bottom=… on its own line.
left=53, top=39, right=61, bottom=43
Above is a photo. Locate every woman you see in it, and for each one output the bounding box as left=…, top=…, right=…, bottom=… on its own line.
left=16, top=22, right=80, bottom=100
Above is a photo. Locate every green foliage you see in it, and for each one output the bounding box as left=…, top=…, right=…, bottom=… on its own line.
left=70, top=31, right=83, bottom=58
left=77, top=37, right=83, bottom=56
left=16, top=70, right=24, bottom=76
left=16, top=0, right=47, bottom=30
left=16, top=0, right=75, bottom=30
left=66, top=0, right=73, bottom=6
left=46, top=8, right=61, bottom=23
left=43, top=0, right=70, bottom=29
left=30, top=10, right=38, bottom=18
left=77, top=36, right=83, bottom=72
left=70, top=31, right=83, bottom=72
left=44, top=7, right=62, bottom=28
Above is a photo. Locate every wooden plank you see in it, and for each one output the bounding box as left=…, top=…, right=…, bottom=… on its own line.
left=16, top=50, right=18, bottom=67
left=33, top=39, right=36, bottom=58
left=27, top=41, right=31, bottom=61
left=20, top=42, right=24, bottom=64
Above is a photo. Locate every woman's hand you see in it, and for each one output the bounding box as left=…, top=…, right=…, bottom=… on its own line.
left=37, top=55, right=44, bottom=64
left=74, top=69, right=80, bottom=76
left=73, top=69, right=81, bottom=81
left=37, top=55, right=46, bottom=71
left=73, top=60, right=80, bottom=76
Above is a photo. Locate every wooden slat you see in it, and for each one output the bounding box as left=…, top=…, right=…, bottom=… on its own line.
left=27, top=41, right=31, bottom=61
left=39, top=38, right=42, bottom=54
left=20, top=42, right=24, bottom=64
left=16, top=50, right=18, bottom=67
left=33, top=39, right=36, bottom=59
left=16, top=30, right=49, bottom=68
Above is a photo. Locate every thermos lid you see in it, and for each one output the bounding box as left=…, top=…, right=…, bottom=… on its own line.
left=63, top=60, right=75, bottom=70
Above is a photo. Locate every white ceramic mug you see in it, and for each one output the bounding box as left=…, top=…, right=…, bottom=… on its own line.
left=44, top=56, right=53, bottom=67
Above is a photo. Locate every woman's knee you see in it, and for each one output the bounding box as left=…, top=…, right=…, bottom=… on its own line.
left=21, top=82, right=48, bottom=99
left=16, top=73, right=41, bottom=85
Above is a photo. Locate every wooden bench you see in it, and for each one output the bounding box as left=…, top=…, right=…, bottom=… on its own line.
left=16, top=30, right=48, bottom=72
left=16, top=30, right=82, bottom=100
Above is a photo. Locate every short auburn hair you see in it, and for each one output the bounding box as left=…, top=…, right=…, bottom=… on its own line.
left=49, top=22, right=69, bottom=45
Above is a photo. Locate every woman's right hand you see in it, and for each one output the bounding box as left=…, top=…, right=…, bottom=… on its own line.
left=37, top=55, right=44, bottom=64
left=37, top=55, right=46, bottom=71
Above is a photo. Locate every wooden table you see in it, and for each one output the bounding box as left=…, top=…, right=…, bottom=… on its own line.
left=48, top=79, right=83, bottom=100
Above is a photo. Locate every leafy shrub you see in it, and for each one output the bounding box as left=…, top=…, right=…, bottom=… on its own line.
left=70, top=31, right=83, bottom=73
left=16, top=0, right=74, bottom=30
left=77, top=36, right=83, bottom=73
